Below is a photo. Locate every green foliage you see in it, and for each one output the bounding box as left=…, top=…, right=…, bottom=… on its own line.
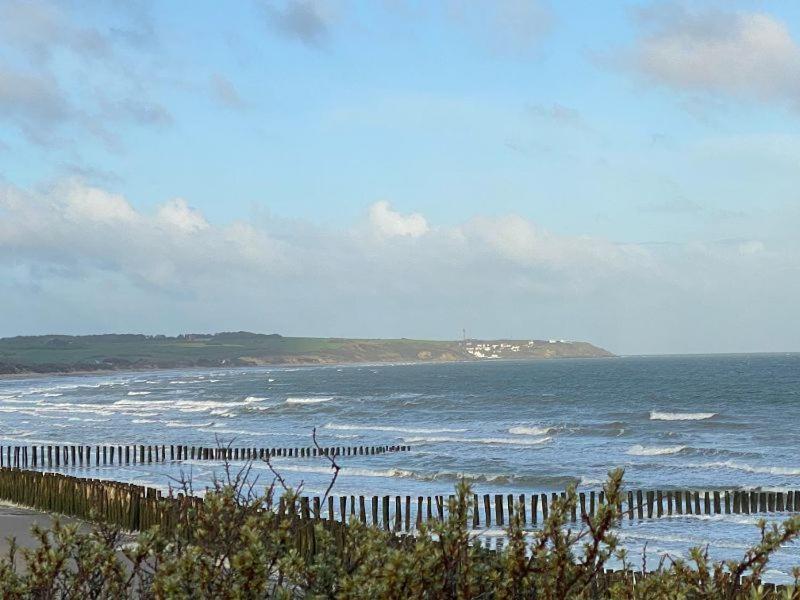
left=1, top=469, right=799, bottom=598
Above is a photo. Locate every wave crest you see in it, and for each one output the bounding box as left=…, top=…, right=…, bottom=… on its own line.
left=404, top=435, right=551, bottom=446
left=627, top=444, right=686, bottom=456
left=650, top=411, right=716, bottom=421
left=509, top=426, right=552, bottom=436
left=286, top=397, right=333, bottom=404
left=689, top=461, right=800, bottom=476
left=324, top=423, right=467, bottom=434
left=244, top=396, right=267, bottom=403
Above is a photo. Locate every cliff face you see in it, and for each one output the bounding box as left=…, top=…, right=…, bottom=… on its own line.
left=0, top=333, right=614, bottom=375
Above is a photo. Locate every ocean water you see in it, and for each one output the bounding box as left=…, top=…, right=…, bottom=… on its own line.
left=1, top=354, right=799, bottom=580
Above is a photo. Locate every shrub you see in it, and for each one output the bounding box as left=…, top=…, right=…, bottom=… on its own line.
left=1, top=467, right=799, bottom=599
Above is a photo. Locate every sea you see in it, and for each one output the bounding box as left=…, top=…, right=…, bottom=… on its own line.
left=1, top=354, right=799, bottom=581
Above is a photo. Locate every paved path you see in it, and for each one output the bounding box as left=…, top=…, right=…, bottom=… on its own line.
left=0, top=503, right=134, bottom=572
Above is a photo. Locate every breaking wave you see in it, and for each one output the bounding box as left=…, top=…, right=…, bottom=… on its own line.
left=165, top=420, right=212, bottom=428
left=198, top=427, right=270, bottom=437
left=627, top=444, right=686, bottom=456
left=256, top=464, right=578, bottom=488
left=689, top=461, right=800, bottom=477
left=404, top=435, right=551, bottom=446
left=509, top=426, right=553, bottom=436
left=650, top=411, right=716, bottom=421
left=286, top=397, right=333, bottom=404
left=324, top=423, right=467, bottom=434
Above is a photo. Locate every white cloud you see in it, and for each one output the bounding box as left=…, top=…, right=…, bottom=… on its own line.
left=156, top=199, right=209, bottom=234
left=621, top=4, right=800, bottom=110
left=463, top=214, right=648, bottom=272
left=62, top=182, right=138, bottom=224
left=0, top=181, right=285, bottom=290
left=368, top=200, right=429, bottom=238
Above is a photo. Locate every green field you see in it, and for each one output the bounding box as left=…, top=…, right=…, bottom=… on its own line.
left=0, top=332, right=612, bottom=374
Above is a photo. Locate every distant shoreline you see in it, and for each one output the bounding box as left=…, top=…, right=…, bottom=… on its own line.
left=0, top=332, right=614, bottom=378
left=3, top=351, right=797, bottom=381
left=0, top=354, right=621, bottom=380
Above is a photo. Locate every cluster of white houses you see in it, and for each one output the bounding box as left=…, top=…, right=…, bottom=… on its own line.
left=464, top=339, right=571, bottom=359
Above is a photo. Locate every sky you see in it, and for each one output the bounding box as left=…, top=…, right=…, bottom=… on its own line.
left=1, top=0, right=799, bottom=355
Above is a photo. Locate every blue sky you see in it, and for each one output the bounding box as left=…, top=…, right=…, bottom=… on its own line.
left=1, top=0, right=800, bottom=354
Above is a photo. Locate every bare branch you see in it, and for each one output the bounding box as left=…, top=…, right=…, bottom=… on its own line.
left=312, top=426, right=340, bottom=504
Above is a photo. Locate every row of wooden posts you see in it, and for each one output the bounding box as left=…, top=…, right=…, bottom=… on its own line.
left=306, top=488, right=800, bottom=532
left=0, top=467, right=795, bottom=595
left=0, top=443, right=410, bottom=469
left=0, top=466, right=352, bottom=561
left=0, top=466, right=190, bottom=532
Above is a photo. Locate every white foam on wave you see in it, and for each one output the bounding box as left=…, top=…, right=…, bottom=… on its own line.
left=579, top=476, right=605, bottom=486
left=120, top=411, right=160, bottom=418
left=509, top=426, right=552, bottom=436
left=114, top=398, right=172, bottom=407
left=43, top=393, right=63, bottom=397
left=166, top=420, right=213, bottom=428
left=324, top=423, right=467, bottom=434
left=175, top=400, right=247, bottom=412
left=618, top=530, right=744, bottom=550
left=209, top=409, right=235, bottom=417
left=0, top=397, right=39, bottom=404
left=127, top=391, right=151, bottom=396
left=267, top=464, right=415, bottom=479
left=268, top=378, right=275, bottom=382
left=650, top=411, right=716, bottom=421
left=19, top=402, right=117, bottom=417
left=132, top=418, right=157, bottom=424
left=17, top=381, right=118, bottom=396
left=113, top=397, right=271, bottom=414
left=404, top=435, right=551, bottom=446
left=627, top=444, right=687, bottom=456
left=688, top=461, right=800, bottom=476
left=198, top=427, right=270, bottom=436
left=286, top=397, right=333, bottom=404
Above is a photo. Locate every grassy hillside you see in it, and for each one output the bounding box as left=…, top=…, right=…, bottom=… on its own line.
left=0, top=332, right=613, bottom=374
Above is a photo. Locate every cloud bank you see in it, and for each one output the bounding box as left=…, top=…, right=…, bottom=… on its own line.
left=1, top=180, right=797, bottom=354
